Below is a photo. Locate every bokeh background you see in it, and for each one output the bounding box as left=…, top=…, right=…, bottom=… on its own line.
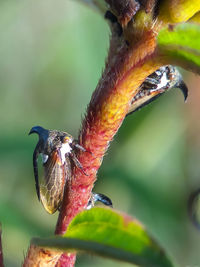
left=0, top=0, right=200, bottom=266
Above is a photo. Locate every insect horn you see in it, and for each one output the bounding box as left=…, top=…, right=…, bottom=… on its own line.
left=176, top=79, right=188, bottom=102
left=29, top=126, right=48, bottom=137
left=29, top=126, right=49, bottom=201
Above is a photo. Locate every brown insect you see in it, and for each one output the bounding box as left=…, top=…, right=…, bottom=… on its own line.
left=29, top=126, right=112, bottom=214
left=127, top=65, right=188, bottom=115
left=29, top=126, right=87, bottom=214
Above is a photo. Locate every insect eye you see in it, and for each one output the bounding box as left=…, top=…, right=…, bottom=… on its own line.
left=63, top=136, right=71, bottom=143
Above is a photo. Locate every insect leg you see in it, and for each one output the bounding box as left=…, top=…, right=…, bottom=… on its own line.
left=73, top=142, right=87, bottom=152
left=70, top=151, right=88, bottom=176
left=144, top=77, right=159, bottom=85
left=73, top=141, right=93, bottom=156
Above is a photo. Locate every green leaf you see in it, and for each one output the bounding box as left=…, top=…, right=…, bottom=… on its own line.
left=32, top=207, right=174, bottom=267
left=157, top=23, right=200, bottom=74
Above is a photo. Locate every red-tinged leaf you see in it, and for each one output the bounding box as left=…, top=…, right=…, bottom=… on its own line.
left=32, top=208, right=174, bottom=267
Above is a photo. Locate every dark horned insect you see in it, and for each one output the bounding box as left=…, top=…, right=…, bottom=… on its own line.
left=127, top=65, right=188, bottom=115
left=29, top=126, right=112, bottom=214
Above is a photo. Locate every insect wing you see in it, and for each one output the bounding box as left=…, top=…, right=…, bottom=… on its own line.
left=40, top=150, right=70, bottom=214
left=127, top=89, right=164, bottom=115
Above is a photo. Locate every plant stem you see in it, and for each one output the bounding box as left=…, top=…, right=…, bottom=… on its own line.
left=23, top=13, right=165, bottom=267
left=54, top=29, right=163, bottom=265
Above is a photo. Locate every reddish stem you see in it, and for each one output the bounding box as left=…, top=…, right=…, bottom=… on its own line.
left=55, top=26, right=163, bottom=232
left=54, top=29, right=163, bottom=265
left=23, top=11, right=165, bottom=267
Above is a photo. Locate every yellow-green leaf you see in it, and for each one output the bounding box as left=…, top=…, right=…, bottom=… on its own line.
left=157, top=23, right=200, bottom=73
left=32, top=208, right=174, bottom=267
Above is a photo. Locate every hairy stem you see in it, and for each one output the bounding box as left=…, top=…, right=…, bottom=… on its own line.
left=23, top=12, right=166, bottom=267
left=54, top=27, right=164, bottom=265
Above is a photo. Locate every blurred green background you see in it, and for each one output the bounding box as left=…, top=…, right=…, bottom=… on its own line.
left=0, top=0, right=200, bottom=266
